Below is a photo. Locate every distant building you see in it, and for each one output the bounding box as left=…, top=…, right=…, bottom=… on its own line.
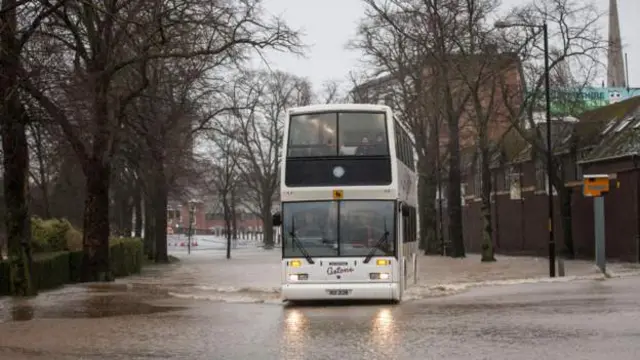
left=349, top=51, right=524, bottom=150
left=167, top=185, right=266, bottom=235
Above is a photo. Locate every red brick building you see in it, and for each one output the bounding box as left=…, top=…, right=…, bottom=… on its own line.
left=457, top=96, right=640, bottom=261
left=167, top=198, right=264, bottom=236
left=350, top=52, right=523, bottom=151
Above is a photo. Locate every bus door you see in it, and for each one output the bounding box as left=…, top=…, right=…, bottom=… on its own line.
left=397, top=201, right=405, bottom=286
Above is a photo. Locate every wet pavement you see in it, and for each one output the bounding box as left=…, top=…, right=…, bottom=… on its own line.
left=1, top=249, right=640, bottom=359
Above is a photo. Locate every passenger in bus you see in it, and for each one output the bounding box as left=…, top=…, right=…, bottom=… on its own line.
left=315, top=137, right=336, bottom=156
left=355, top=136, right=371, bottom=155
left=371, top=133, right=387, bottom=155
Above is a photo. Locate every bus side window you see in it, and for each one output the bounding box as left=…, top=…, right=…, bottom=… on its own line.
left=402, top=129, right=411, bottom=167
left=394, top=124, right=402, bottom=162
left=404, top=208, right=411, bottom=243
left=402, top=205, right=416, bottom=243
left=396, top=125, right=407, bottom=166
left=407, top=131, right=415, bottom=170
left=411, top=206, right=416, bottom=242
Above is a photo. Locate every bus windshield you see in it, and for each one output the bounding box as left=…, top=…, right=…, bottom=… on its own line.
left=287, top=112, right=389, bottom=157
left=282, top=200, right=396, bottom=258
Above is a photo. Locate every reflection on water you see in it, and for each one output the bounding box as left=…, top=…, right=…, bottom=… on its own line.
left=282, top=309, right=308, bottom=360
left=1, top=291, right=183, bottom=322
left=285, top=309, right=306, bottom=332
left=370, top=307, right=397, bottom=351
left=11, top=303, right=34, bottom=321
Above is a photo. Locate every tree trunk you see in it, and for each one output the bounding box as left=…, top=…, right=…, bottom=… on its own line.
left=153, top=168, right=169, bottom=263
left=112, top=185, right=125, bottom=236
left=446, top=109, right=465, bottom=258
left=262, top=200, right=274, bottom=249
left=122, top=192, right=133, bottom=237
left=418, top=152, right=438, bottom=254
left=143, top=196, right=155, bottom=259
left=114, top=184, right=133, bottom=237
left=558, top=184, right=575, bottom=259
left=231, top=188, right=238, bottom=243
left=223, top=192, right=232, bottom=259
left=1, top=0, right=35, bottom=296
left=133, top=187, right=142, bottom=238
left=1, top=95, right=34, bottom=295
left=81, top=158, right=112, bottom=282
left=479, top=146, right=496, bottom=262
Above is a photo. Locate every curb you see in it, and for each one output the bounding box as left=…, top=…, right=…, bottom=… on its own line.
left=413, top=269, right=640, bottom=292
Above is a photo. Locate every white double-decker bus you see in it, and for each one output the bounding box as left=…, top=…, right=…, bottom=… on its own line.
left=272, top=103, right=418, bottom=303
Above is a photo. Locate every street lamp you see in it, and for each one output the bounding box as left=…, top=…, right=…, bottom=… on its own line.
left=495, top=20, right=556, bottom=277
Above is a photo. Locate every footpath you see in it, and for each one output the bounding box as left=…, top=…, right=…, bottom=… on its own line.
left=405, top=253, right=640, bottom=298
left=154, top=249, right=640, bottom=301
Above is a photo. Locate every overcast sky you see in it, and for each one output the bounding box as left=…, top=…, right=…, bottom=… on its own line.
left=257, top=0, right=640, bottom=94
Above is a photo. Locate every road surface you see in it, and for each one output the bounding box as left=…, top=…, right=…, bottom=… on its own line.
left=1, top=261, right=640, bottom=359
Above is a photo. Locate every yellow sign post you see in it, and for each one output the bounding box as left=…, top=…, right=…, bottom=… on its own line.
left=583, top=174, right=610, bottom=275
left=583, top=175, right=610, bottom=197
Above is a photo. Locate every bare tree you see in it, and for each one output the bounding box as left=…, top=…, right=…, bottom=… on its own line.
left=496, top=0, right=606, bottom=258
left=354, top=0, right=505, bottom=257
left=231, top=69, right=311, bottom=248
left=349, top=5, right=443, bottom=255
left=205, top=125, right=240, bottom=259
left=17, top=0, right=301, bottom=279
left=0, top=0, right=63, bottom=295
left=316, top=80, right=342, bottom=104
left=26, top=119, right=59, bottom=219
left=454, top=46, right=523, bottom=262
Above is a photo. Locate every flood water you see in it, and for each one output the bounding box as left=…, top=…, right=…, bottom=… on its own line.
left=1, top=248, right=640, bottom=359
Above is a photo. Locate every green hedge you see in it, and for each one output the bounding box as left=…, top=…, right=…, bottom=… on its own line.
left=31, top=217, right=83, bottom=253
left=0, top=237, right=144, bottom=296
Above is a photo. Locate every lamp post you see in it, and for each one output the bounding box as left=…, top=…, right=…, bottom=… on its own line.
left=495, top=21, right=555, bottom=277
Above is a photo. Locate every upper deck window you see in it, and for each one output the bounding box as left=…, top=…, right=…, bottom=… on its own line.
left=287, top=112, right=389, bottom=157
left=288, top=112, right=338, bottom=157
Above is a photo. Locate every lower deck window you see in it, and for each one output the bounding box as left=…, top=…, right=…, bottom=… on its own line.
left=282, top=200, right=396, bottom=258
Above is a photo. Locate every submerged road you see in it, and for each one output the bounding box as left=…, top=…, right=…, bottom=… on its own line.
left=1, top=269, right=640, bottom=360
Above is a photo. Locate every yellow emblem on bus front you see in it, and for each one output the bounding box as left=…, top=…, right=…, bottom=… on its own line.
left=332, top=189, right=343, bottom=199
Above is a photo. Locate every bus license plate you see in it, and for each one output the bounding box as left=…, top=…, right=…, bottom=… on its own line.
left=326, top=289, right=351, bottom=295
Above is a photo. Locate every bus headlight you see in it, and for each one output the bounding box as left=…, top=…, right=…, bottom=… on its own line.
left=289, top=273, right=308, bottom=281
left=369, top=272, right=390, bottom=280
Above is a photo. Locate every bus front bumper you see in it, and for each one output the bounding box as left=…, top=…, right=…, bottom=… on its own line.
left=281, top=282, right=400, bottom=301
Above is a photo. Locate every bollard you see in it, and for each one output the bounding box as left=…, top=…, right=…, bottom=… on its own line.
left=557, top=257, right=565, bottom=277
left=412, top=253, right=418, bottom=285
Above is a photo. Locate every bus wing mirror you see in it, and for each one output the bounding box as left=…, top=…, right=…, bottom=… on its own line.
left=272, top=212, right=282, bottom=226
left=401, top=204, right=410, bottom=217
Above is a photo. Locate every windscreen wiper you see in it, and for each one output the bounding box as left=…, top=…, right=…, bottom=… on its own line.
left=288, top=228, right=315, bottom=264
left=363, top=230, right=391, bottom=264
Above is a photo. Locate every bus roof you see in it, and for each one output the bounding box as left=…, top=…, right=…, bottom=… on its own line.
left=288, top=103, right=391, bottom=115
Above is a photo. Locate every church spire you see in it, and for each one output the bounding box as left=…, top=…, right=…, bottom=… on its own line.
left=607, top=0, right=625, bottom=87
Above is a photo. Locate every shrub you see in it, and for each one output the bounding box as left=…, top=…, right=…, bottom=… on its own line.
left=31, top=217, right=80, bottom=253
left=66, top=226, right=83, bottom=251
left=0, top=237, right=145, bottom=296
left=68, top=250, right=84, bottom=284
left=109, top=238, right=144, bottom=277
left=31, top=252, right=70, bottom=291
